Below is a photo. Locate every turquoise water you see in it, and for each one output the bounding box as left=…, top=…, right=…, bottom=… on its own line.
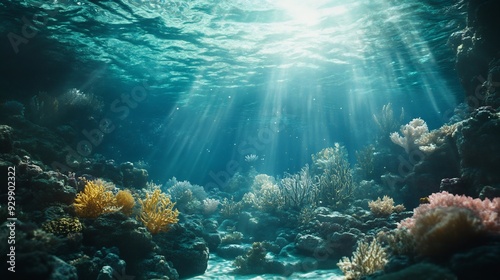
left=1, top=0, right=465, bottom=186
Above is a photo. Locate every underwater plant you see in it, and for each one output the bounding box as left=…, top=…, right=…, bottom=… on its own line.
left=337, top=239, right=388, bottom=280
left=279, top=164, right=317, bottom=210
left=219, top=197, right=243, bottom=219
left=398, top=191, right=500, bottom=257
left=115, top=189, right=135, bottom=216
left=242, top=174, right=284, bottom=212
left=399, top=191, right=500, bottom=234
left=390, top=118, right=431, bottom=154
left=312, top=144, right=355, bottom=208
left=42, top=217, right=83, bottom=235
left=138, top=189, right=179, bottom=234
left=354, top=145, right=376, bottom=181
left=408, top=207, right=483, bottom=257
left=234, top=242, right=268, bottom=274
left=202, top=198, right=220, bottom=215
left=368, top=196, right=405, bottom=217
left=373, top=103, right=404, bottom=145
left=73, top=180, right=118, bottom=218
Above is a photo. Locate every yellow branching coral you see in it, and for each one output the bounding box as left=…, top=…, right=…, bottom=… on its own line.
left=73, top=180, right=118, bottom=218
left=337, top=239, right=388, bottom=280
left=116, top=189, right=135, bottom=216
left=138, top=189, right=179, bottom=234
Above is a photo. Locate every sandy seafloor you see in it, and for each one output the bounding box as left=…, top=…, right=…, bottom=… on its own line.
left=191, top=254, right=344, bottom=279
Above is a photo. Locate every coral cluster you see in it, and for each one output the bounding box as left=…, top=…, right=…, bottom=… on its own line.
left=312, top=144, right=355, bottom=208
left=368, top=196, right=405, bottom=217
left=234, top=242, right=268, bottom=274
left=279, top=165, right=316, bottom=210
left=42, top=217, right=83, bottom=235
left=398, top=191, right=500, bottom=257
left=337, top=239, right=388, bottom=280
left=202, top=198, right=220, bottom=215
left=247, top=174, right=284, bottom=212
left=73, top=180, right=118, bottom=218
left=399, top=191, right=500, bottom=233
left=115, top=189, right=135, bottom=216
left=390, top=118, right=430, bottom=154
left=138, top=189, right=179, bottom=234
left=410, top=207, right=483, bottom=257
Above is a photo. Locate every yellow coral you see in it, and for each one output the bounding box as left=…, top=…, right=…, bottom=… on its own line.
left=116, top=189, right=135, bottom=216
left=73, top=180, right=118, bottom=218
left=42, top=217, right=83, bottom=235
left=138, top=189, right=179, bottom=234
left=337, top=239, right=387, bottom=280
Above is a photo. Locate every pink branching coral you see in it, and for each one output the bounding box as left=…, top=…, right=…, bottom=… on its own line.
left=399, top=191, right=500, bottom=234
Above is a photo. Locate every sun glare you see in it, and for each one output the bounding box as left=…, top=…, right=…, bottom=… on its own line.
left=275, top=0, right=348, bottom=26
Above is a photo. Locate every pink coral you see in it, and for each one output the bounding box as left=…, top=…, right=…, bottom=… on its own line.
left=399, top=191, right=500, bottom=234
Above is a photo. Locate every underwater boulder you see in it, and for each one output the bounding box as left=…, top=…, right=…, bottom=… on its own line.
left=0, top=125, right=13, bottom=153
left=156, top=223, right=209, bottom=278
left=82, top=212, right=155, bottom=264
left=449, top=244, right=500, bottom=280
left=455, top=109, right=500, bottom=196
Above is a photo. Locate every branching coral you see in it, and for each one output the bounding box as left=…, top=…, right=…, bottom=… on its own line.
left=368, top=196, right=405, bottom=217
left=219, top=197, right=243, bottom=219
left=138, top=189, right=179, bottom=234
left=373, top=103, right=405, bottom=142
left=73, top=180, right=118, bottom=218
left=312, top=144, right=355, bottom=208
left=337, top=239, right=388, bottom=280
left=202, top=198, right=220, bottom=215
left=390, top=118, right=430, bottom=154
left=390, top=119, right=458, bottom=155
left=279, top=165, right=317, bottom=210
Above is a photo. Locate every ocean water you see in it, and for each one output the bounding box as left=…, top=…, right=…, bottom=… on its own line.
left=1, top=0, right=477, bottom=279
left=1, top=0, right=465, bottom=186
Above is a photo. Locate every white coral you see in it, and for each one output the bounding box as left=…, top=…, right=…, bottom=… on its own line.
left=390, top=118, right=430, bottom=154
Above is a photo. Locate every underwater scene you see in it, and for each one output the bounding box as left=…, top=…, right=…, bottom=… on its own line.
left=1, top=0, right=500, bottom=279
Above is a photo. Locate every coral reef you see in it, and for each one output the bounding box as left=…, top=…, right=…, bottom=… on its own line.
left=234, top=242, right=268, bottom=274
left=368, top=196, right=405, bottom=217
left=115, top=189, right=135, bottom=216
left=390, top=118, right=430, bottom=154
left=73, top=179, right=118, bottom=218
left=138, top=189, right=179, bottom=234
left=408, top=207, right=484, bottom=257
left=312, top=144, right=355, bottom=208
left=399, top=191, right=500, bottom=234
left=279, top=165, right=316, bottom=210
left=42, top=217, right=83, bottom=236
left=337, top=239, right=388, bottom=280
